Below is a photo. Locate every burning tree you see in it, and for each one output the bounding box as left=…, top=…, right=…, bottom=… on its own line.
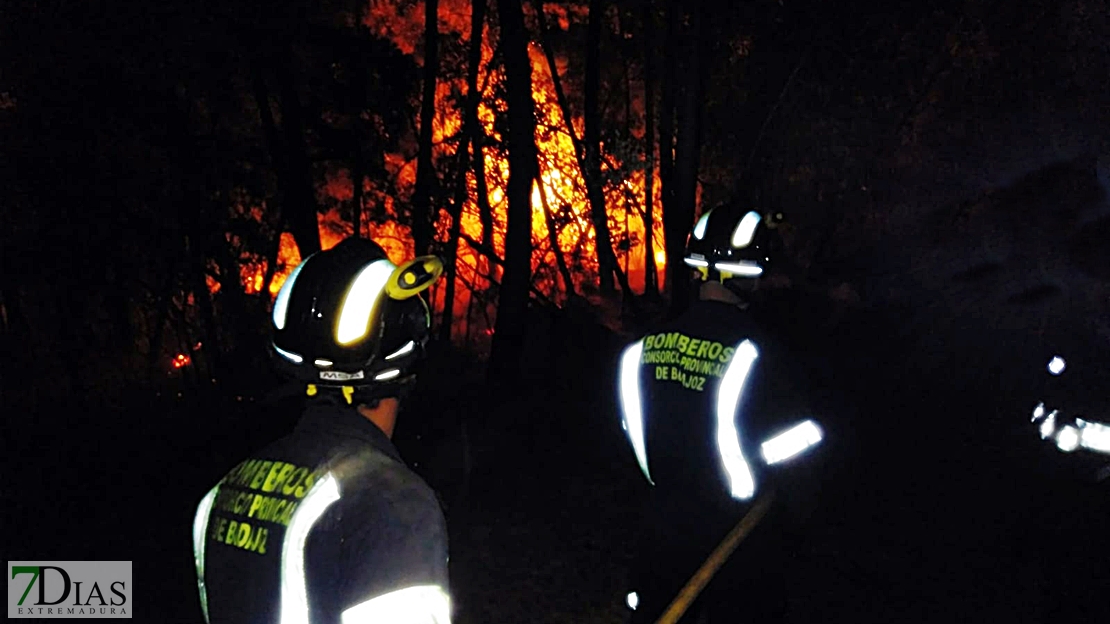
left=230, top=0, right=668, bottom=357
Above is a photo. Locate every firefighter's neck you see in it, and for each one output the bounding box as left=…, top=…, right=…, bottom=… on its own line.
left=700, top=280, right=750, bottom=309
left=357, top=398, right=399, bottom=439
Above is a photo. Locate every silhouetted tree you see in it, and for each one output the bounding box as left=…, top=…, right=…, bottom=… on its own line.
left=412, top=0, right=441, bottom=256
left=489, top=0, right=540, bottom=380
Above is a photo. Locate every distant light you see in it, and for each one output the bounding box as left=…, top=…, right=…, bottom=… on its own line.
left=1039, top=411, right=1057, bottom=440
left=684, top=257, right=709, bottom=268
left=314, top=359, right=333, bottom=368
left=1047, top=356, right=1066, bottom=375
left=1076, top=418, right=1110, bottom=454
left=1031, top=402, right=1045, bottom=421
left=172, top=353, right=191, bottom=369
left=626, top=592, right=639, bottom=610
left=1056, top=425, right=1080, bottom=452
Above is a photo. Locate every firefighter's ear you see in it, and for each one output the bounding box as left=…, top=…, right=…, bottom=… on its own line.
left=386, top=256, right=444, bottom=300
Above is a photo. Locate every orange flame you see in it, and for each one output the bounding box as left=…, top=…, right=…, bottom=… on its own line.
left=222, top=1, right=666, bottom=349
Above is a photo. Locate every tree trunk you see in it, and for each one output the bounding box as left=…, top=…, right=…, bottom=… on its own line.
left=275, top=50, right=322, bottom=257
left=351, top=136, right=365, bottom=239
left=162, top=92, right=228, bottom=387
left=250, top=68, right=291, bottom=299
left=188, top=233, right=224, bottom=384
left=146, top=258, right=178, bottom=377
left=533, top=0, right=633, bottom=300
left=0, top=248, right=31, bottom=405
left=665, top=0, right=704, bottom=318
left=658, top=0, right=678, bottom=218
left=346, top=28, right=370, bottom=240
left=641, top=0, right=659, bottom=296
left=736, top=2, right=799, bottom=186
left=584, top=0, right=620, bottom=295
left=471, top=1, right=496, bottom=276
left=488, top=0, right=539, bottom=381
left=439, top=137, right=470, bottom=344
left=259, top=225, right=284, bottom=300
left=412, top=0, right=440, bottom=256
left=440, top=0, right=489, bottom=343
left=470, top=0, right=495, bottom=344
left=536, top=176, right=576, bottom=298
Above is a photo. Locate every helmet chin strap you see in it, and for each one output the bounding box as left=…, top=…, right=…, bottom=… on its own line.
left=305, top=384, right=361, bottom=406
left=303, top=372, right=419, bottom=409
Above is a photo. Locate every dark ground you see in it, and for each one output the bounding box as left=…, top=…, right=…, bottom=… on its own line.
left=5, top=297, right=1109, bottom=624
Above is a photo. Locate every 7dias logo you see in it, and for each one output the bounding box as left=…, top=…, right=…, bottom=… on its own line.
left=8, top=561, right=131, bottom=619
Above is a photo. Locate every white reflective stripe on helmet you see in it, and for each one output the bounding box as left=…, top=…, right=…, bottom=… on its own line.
left=715, top=340, right=759, bottom=500
left=280, top=473, right=341, bottom=624
left=341, top=585, right=452, bottom=624
left=714, top=261, right=763, bottom=277
left=731, top=211, right=763, bottom=248
left=618, top=339, right=653, bottom=484
left=336, top=259, right=397, bottom=346
left=385, top=340, right=416, bottom=361
left=275, top=345, right=304, bottom=364
left=273, top=253, right=316, bottom=330
left=692, top=209, right=713, bottom=240
left=192, top=486, right=220, bottom=624
left=760, top=419, right=824, bottom=465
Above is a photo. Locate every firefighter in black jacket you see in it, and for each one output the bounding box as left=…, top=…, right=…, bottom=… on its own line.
left=191, top=237, right=451, bottom=624
left=619, top=206, right=825, bottom=623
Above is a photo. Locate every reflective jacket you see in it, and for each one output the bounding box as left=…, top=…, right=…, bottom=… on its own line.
left=192, top=402, right=451, bottom=624
left=618, top=299, right=823, bottom=504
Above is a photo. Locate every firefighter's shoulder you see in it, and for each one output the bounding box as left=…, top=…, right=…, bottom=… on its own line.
left=335, top=452, right=447, bottom=535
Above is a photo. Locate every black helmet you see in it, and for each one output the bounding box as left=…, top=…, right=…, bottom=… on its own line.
left=684, top=205, right=785, bottom=282
left=269, top=237, right=444, bottom=401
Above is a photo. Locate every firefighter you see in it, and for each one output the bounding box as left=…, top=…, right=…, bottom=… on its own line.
left=191, top=237, right=452, bottom=624
left=618, top=205, right=826, bottom=623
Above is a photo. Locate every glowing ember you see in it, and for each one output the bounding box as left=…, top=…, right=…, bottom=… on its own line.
left=173, top=353, right=191, bottom=368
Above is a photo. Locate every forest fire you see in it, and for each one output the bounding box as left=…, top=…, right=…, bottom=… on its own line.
left=225, top=0, right=664, bottom=342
